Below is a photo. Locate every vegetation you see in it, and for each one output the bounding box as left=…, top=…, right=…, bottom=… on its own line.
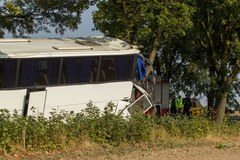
left=189, top=0, right=240, bottom=124
left=1, top=2, right=240, bottom=159
left=93, top=0, right=193, bottom=66
left=0, top=104, right=240, bottom=157
left=93, top=0, right=240, bottom=124
left=1, top=1, right=239, bottom=124
left=0, top=0, right=96, bottom=37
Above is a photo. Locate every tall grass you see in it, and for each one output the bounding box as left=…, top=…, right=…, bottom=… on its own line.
left=0, top=103, right=240, bottom=154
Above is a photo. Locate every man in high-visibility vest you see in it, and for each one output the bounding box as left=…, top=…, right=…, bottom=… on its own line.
left=176, top=95, right=184, bottom=114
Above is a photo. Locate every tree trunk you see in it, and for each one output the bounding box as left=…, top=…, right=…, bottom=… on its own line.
left=146, top=36, right=159, bottom=76
left=207, top=67, right=216, bottom=108
left=148, top=38, right=159, bottom=65
left=215, top=91, right=228, bottom=124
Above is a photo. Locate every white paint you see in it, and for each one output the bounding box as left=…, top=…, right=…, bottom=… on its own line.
left=28, top=90, right=47, bottom=116
left=0, top=37, right=139, bottom=58
left=0, top=81, right=134, bottom=117
left=43, top=81, right=133, bottom=117
left=0, top=89, right=26, bottom=114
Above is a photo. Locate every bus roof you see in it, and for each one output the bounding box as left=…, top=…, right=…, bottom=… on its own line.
left=0, top=36, right=139, bottom=58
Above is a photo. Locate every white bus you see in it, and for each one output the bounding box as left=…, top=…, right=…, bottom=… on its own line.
left=0, top=36, right=169, bottom=117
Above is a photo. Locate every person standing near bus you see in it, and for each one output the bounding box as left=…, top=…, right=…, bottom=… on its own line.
left=183, top=95, right=192, bottom=116
left=170, top=96, right=177, bottom=115
left=176, top=95, right=184, bottom=114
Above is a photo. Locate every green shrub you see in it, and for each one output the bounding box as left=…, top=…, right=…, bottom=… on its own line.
left=92, top=114, right=127, bottom=145
left=65, top=112, right=87, bottom=142
left=126, top=113, right=154, bottom=143
left=178, top=117, right=210, bottom=138
left=0, top=109, right=25, bottom=153
left=156, top=115, right=182, bottom=136
left=1, top=104, right=240, bottom=154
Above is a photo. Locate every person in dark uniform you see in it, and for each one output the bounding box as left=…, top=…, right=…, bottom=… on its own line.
left=170, top=96, right=177, bottom=115
left=183, top=94, right=192, bottom=117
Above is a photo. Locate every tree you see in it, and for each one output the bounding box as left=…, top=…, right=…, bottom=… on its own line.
left=0, top=0, right=96, bottom=37
left=190, top=0, right=240, bottom=124
left=93, top=0, right=240, bottom=124
left=93, top=0, right=210, bottom=98
left=92, top=0, right=206, bottom=99
left=93, top=0, right=193, bottom=66
left=158, top=30, right=209, bottom=97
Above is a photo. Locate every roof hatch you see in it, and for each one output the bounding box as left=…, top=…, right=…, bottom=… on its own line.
left=52, top=46, right=93, bottom=50
left=0, top=39, right=31, bottom=43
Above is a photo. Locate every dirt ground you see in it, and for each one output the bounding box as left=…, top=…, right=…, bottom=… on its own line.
left=2, top=144, right=240, bottom=160
left=101, top=145, right=240, bottom=160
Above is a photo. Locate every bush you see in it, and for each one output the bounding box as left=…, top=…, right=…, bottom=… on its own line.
left=126, top=113, right=154, bottom=143
left=1, top=104, right=240, bottom=154
left=178, top=117, right=210, bottom=138
left=92, top=114, right=127, bottom=145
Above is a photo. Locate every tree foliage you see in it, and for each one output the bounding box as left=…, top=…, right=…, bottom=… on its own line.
left=0, top=0, right=96, bottom=37
left=189, top=0, right=240, bottom=123
left=158, top=31, right=209, bottom=97
left=93, top=0, right=193, bottom=64
left=93, top=0, right=240, bottom=124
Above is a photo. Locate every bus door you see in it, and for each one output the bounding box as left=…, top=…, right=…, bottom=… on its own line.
left=125, top=83, right=154, bottom=116
left=24, top=88, right=47, bottom=117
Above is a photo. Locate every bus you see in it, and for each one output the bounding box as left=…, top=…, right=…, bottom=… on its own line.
left=0, top=36, right=169, bottom=117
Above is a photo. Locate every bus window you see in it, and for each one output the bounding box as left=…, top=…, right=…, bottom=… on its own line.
left=18, top=59, right=38, bottom=87
left=0, top=62, right=6, bottom=88
left=1, top=60, right=17, bottom=88
left=100, top=57, right=116, bottom=81
left=37, top=61, right=49, bottom=85
left=62, top=57, right=96, bottom=84
left=115, top=55, right=134, bottom=80
left=40, top=59, right=59, bottom=85
left=78, top=58, right=94, bottom=82
left=18, top=58, right=59, bottom=87
left=99, top=55, right=134, bottom=82
left=90, top=59, right=99, bottom=82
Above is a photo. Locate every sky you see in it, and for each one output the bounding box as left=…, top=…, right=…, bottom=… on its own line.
left=4, top=6, right=103, bottom=38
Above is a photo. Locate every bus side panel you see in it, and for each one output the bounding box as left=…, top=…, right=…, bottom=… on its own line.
left=149, top=82, right=170, bottom=116
left=27, top=91, right=47, bottom=117
left=0, top=89, right=27, bottom=115
left=162, top=83, right=170, bottom=109
left=43, top=81, right=133, bottom=117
